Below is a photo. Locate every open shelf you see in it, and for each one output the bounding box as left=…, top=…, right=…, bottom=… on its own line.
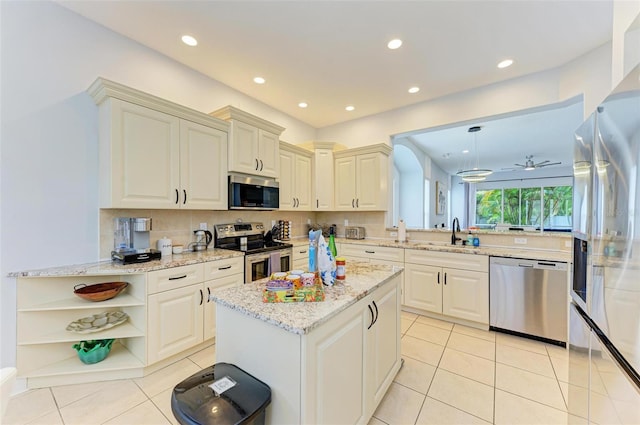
left=19, top=341, right=144, bottom=378
left=18, top=293, right=144, bottom=312
left=18, top=322, right=144, bottom=345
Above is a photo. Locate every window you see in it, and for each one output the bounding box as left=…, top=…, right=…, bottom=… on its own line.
left=473, top=181, right=572, bottom=230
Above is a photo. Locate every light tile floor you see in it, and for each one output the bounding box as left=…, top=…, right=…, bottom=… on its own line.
left=5, top=312, right=576, bottom=424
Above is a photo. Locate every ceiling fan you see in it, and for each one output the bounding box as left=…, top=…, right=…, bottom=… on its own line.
left=504, top=155, right=562, bottom=171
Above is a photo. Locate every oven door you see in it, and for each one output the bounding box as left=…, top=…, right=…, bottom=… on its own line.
left=245, top=249, right=292, bottom=282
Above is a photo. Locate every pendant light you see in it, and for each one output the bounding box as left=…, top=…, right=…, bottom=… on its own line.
left=456, top=126, right=493, bottom=182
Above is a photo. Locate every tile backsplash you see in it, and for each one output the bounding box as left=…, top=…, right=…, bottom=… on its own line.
left=99, top=209, right=385, bottom=259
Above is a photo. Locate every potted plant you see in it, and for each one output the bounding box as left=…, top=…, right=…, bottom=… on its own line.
left=72, top=339, right=115, bottom=364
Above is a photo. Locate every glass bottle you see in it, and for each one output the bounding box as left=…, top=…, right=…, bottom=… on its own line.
left=328, top=226, right=337, bottom=258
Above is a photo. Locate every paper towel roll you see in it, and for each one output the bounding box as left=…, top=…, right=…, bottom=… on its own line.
left=398, top=220, right=406, bottom=242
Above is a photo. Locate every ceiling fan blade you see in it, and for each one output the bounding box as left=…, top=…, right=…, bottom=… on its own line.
left=534, top=160, right=551, bottom=166
left=537, top=161, right=562, bottom=168
left=501, top=167, right=520, bottom=171
left=514, top=163, right=526, bottom=167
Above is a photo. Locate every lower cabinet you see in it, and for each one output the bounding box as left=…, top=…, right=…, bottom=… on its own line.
left=203, top=257, right=244, bottom=340
left=292, top=244, right=309, bottom=270
left=404, top=249, right=489, bottom=324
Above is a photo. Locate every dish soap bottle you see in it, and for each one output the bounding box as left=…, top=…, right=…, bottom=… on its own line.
left=467, top=232, right=474, bottom=246
left=328, top=226, right=337, bottom=258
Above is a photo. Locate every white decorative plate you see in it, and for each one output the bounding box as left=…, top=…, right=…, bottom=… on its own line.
left=66, top=311, right=129, bottom=334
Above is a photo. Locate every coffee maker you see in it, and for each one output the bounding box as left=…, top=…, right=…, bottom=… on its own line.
left=112, top=217, right=161, bottom=264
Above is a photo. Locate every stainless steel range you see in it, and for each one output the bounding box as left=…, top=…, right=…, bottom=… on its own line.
left=214, top=222, right=293, bottom=282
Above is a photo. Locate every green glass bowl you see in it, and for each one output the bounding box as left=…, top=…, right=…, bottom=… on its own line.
left=73, top=339, right=115, bottom=365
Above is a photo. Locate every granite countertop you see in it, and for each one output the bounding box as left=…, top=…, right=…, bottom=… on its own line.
left=289, top=237, right=571, bottom=263
left=8, top=248, right=244, bottom=277
left=211, top=261, right=403, bottom=335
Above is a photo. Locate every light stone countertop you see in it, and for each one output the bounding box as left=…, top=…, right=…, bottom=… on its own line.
left=211, top=261, right=403, bottom=335
left=287, top=237, right=571, bottom=263
left=8, top=248, right=244, bottom=277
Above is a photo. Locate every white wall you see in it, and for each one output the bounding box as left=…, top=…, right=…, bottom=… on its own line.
left=0, top=1, right=316, bottom=371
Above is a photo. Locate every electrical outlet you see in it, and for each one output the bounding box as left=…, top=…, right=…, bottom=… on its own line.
left=307, top=218, right=311, bottom=225
left=344, top=219, right=349, bottom=226
left=514, top=237, right=527, bottom=245
left=390, top=231, right=398, bottom=237
left=199, top=223, right=208, bottom=230
left=271, top=220, right=276, bottom=228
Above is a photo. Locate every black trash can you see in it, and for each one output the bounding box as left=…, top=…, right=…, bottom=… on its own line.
left=171, top=362, right=271, bottom=425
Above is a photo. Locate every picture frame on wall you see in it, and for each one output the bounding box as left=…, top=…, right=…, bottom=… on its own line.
left=436, top=181, right=446, bottom=215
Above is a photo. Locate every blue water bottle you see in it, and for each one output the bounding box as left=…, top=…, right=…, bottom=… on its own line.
left=308, top=230, right=318, bottom=272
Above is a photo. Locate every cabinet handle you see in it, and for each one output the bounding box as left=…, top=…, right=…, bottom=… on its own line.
left=292, top=197, right=296, bottom=207
left=372, top=300, right=379, bottom=326
left=317, top=199, right=319, bottom=208
left=444, top=273, right=447, bottom=285
left=352, top=199, right=355, bottom=208
left=218, top=265, right=232, bottom=270
left=437, top=272, right=440, bottom=284
left=183, top=189, right=187, bottom=205
left=367, top=304, right=375, bottom=329
left=207, top=287, right=211, bottom=303
left=175, top=189, right=179, bottom=204
left=255, top=158, right=259, bottom=170
left=169, top=275, right=187, bottom=281
left=365, top=250, right=375, bottom=254
left=356, top=198, right=359, bottom=208
left=298, top=249, right=307, bottom=254
left=199, top=289, right=204, bottom=305
left=259, top=159, right=263, bottom=171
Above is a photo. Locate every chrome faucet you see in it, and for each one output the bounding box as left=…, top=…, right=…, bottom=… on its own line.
left=451, top=217, right=462, bottom=245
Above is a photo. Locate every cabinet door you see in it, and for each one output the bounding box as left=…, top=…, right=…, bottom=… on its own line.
left=404, top=263, right=442, bottom=313
left=304, top=300, right=368, bottom=424
left=106, top=99, right=180, bottom=208
left=180, top=120, right=228, bottom=210
left=367, top=278, right=401, bottom=411
left=228, top=121, right=259, bottom=174
left=294, top=153, right=312, bottom=209
left=258, top=129, right=279, bottom=177
left=147, top=283, right=204, bottom=364
left=334, top=156, right=357, bottom=210
left=442, top=268, right=489, bottom=324
left=204, top=274, right=243, bottom=341
left=313, top=148, right=334, bottom=210
left=279, top=149, right=295, bottom=210
left=356, top=153, right=384, bottom=210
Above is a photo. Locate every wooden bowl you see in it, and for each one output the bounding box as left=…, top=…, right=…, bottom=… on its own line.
left=74, top=282, right=128, bottom=302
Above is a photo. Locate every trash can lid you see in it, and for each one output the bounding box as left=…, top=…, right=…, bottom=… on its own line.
left=172, top=362, right=271, bottom=425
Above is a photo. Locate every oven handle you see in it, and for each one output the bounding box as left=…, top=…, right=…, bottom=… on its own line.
left=245, top=249, right=293, bottom=263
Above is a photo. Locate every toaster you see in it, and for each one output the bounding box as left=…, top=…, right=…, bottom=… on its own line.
left=345, top=226, right=366, bottom=239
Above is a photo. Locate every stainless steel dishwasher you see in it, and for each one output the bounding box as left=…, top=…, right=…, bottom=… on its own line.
left=490, top=256, right=569, bottom=345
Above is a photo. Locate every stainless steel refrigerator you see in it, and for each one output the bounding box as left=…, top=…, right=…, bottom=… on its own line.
left=569, top=65, right=640, bottom=423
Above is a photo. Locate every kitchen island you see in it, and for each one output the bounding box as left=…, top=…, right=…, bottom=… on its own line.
left=212, top=261, right=403, bottom=424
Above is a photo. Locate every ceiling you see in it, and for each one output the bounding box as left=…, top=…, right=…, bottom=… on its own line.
left=58, top=0, right=613, bottom=130
left=403, top=98, right=584, bottom=175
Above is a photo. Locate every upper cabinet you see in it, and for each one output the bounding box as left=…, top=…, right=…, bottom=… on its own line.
left=334, top=144, right=392, bottom=211
left=210, top=106, right=285, bottom=178
left=279, top=142, right=312, bottom=210
left=88, top=78, right=229, bottom=210
left=312, top=142, right=335, bottom=211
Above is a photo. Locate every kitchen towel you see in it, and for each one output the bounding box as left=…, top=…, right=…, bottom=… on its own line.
left=268, top=252, right=281, bottom=275
left=398, top=220, right=406, bottom=243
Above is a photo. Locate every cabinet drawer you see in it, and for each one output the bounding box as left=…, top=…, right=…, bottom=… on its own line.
left=405, top=249, right=488, bottom=273
left=292, top=245, right=309, bottom=261
left=148, top=264, right=204, bottom=294
left=204, top=257, right=244, bottom=281
left=340, top=244, right=404, bottom=263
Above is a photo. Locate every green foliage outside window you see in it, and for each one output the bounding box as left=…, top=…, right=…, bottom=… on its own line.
left=475, top=185, right=572, bottom=229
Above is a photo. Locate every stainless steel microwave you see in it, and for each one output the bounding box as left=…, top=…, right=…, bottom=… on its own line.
left=228, top=173, right=279, bottom=210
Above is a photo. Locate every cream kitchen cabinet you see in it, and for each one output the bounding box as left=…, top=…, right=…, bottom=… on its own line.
left=16, top=273, right=147, bottom=388
left=203, top=257, right=244, bottom=341
left=312, top=142, right=335, bottom=210
left=292, top=244, right=310, bottom=271
left=210, top=106, right=285, bottom=178
left=334, top=144, right=392, bottom=211
left=88, top=78, right=229, bottom=210
left=404, top=249, right=489, bottom=324
left=279, top=142, right=312, bottom=210
left=147, top=264, right=205, bottom=364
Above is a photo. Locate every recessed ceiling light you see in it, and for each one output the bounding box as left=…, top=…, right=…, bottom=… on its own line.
left=462, top=149, right=470, bottom=154
left=345, top=105, right=355, bottom=111
left=181, top=35, right=198, bottom=46
left=408, top=86, right=420, bottom=94
left=387, top=39, right=403, bottom=50
left=497, top=59, right=513, bottom=69
left=253, top=77, right=266, bottom=84
left=298, top=102, right=308, bottom=108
